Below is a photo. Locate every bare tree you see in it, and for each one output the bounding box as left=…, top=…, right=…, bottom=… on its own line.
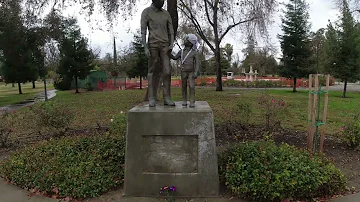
left=178, top=0, right=277, bottom=91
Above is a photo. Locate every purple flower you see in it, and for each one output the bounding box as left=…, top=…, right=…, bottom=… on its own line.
left=169, top=186, right=177, bottom=192
left=272, top=99, right=276, bottom=103
left=341, top=126, right=345, bottom=131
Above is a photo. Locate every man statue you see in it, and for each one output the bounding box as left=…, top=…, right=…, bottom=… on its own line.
left=141, top=0, right=175, bottom=107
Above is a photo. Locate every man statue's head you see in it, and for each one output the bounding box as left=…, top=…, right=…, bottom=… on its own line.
left=152, top=0, right=165, bottom=9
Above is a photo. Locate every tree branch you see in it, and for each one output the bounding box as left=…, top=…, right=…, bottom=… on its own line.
left=178, top=0, right=215, bottom=52
left=204, top=0, right=214, bottom=27
left=219, top=17, right=257, bottom=43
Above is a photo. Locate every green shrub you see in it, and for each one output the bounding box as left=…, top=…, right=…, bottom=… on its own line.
left=235, top=101, right=253, bottom=126
left=265, top=81, right=274, bottom=88
left=219, top=141, right=346, bottom=202
left=0, top=135, right=126, bottom=199
left=240, top=81, right=246, bottom=87
left=54, top=76, right=72, bottom=91
left=224, top=80, right=240, bottom=87
left=255, top=80, right=275, bottom=88
left=273, top=80, right=282, bottom=87
left=200, top=81, right=207, bottom=86
left=85, top=82, right=94, bottom=91
left=246, top=81, right=255, bottom=88
left=30, top=102, right=74, bottom=136
left=342, top=114, right=360, bottom=149
left=109, top=113, right=127, bottom=137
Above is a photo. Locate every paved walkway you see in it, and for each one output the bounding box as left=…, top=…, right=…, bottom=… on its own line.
left=331, top=193, right=360, bottom=202
left=0, top=178, right=58, bottom=202
left=0, top=90, right=57, bottom=114
left=1, top=176, right=359, bottom=202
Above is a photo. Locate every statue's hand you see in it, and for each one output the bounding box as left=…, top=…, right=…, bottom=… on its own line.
left=144, top=46, right=150, bottom=57
left=164, top=45, right=172, bottom=53
left=168, top=44, right=174, bottom=53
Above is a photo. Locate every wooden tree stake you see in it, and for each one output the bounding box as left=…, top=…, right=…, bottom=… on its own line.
left=307, top=74, right=313, bottom=151
left=320, top=74, right=330, bottom=152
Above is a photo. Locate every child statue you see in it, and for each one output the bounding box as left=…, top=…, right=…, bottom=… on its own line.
left=170, top=34, right=200, bottom=108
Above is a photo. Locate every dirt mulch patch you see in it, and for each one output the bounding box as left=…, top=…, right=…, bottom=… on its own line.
left=215, top=123, right=360, bottom=194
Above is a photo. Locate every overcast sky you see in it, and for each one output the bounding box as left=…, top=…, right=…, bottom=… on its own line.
left=60, top=0, right=341, bottom=61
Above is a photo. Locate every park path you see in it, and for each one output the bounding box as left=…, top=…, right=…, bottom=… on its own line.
left=330, top=193, right=360, bottom=202
left=1, top=176, right=359, bottom=202
left=0, top=90, right=57, bottom=114
left=0, top=178, right=57, bottom=202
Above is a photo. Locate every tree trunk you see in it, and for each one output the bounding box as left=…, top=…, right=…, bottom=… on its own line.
left=140, top=76, right=143, bottom=89
left=18, top=82, right=22, bottom=94
left=343, top=78, right=348, bottom=98
left=168, top=0, right=178, bottom=39
left=75, top=77, right=79, bottom=93
left=32, top=81, right=35, bottom=89
left=293, top=77, right=297, bottom=92
left=12, top=83, right=15, bottom=87
left=215, top=47, right=223, bottom=91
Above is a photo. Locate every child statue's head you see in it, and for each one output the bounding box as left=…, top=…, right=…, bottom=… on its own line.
left=184, top=34, right=198, bottom=50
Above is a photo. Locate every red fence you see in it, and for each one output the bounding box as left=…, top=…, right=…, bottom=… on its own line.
left=97, top=76, right=335, bottom=90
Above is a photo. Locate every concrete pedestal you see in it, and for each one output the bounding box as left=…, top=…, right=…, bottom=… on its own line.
left=124, top=101, right=219, bottom=197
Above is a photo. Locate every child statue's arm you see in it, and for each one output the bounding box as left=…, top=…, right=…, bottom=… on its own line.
left=169, top=50, right=181, bottom=60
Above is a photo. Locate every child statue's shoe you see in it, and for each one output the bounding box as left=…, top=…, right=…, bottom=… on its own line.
left=182, top=101, right=188, bottom=106
left=149, top=99, right=156, bottom=107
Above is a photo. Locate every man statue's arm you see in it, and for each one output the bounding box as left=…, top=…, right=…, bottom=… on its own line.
left=141, top=9, right=150, bottom=56
left=167, top=12, right=175, bottom=50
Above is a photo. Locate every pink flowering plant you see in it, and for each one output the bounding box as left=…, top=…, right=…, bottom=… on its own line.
left=257, top=93, right=287, bottom=131
left=0, top=109, right=16, bottom=148
left=160, top=186, right=176, bottom=202
left=341, top=114, right=360, bottom=149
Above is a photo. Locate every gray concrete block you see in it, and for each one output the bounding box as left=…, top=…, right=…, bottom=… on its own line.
left=124, top=101, right=219, bottom=197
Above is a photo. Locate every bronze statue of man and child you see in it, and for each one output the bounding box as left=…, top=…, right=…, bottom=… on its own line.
left=141, top=0, right=199, bottom=108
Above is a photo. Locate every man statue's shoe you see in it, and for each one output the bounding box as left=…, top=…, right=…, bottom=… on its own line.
left=149, top=99, right=156, bottom=107
left=189, top=103, right=195, bottom=108
left=182, top=101, right=187, bottom=106
left=164, top=98, right=175, bottom=106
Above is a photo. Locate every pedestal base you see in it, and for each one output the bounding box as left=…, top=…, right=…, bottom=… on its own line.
left=124, top=101, right=219, bottom=197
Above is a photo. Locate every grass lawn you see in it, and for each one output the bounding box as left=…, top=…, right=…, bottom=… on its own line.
left=51, top=87, right=360, bottom=135
left=0, top=82, right=54, bottom=107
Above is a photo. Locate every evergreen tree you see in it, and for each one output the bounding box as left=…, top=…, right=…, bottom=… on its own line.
left=309, top=28, right=326, bottom=73
left=324, top=0, right=360, bottom=98
left=58, top=19, right=95, bottom=93
left=0, top=0, right=40, bottom=94
left=126, top=34, right=148, bottom=89
left=222, top=43, right=234, bottom=63
left=278, top=0, right=314, bottom=92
